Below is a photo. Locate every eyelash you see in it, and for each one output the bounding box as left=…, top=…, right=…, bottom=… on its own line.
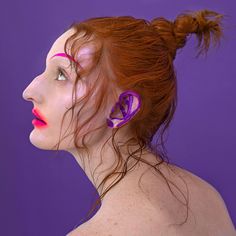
left=55, top=68, right=68, bottom=81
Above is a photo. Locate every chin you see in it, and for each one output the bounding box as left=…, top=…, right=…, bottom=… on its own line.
left=29, top=129, right=76, bottom=151
left=29, top=130, right=55, bottom=150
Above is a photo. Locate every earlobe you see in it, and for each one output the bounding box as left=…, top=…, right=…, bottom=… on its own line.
left=107, top=90, right=141, bottom=128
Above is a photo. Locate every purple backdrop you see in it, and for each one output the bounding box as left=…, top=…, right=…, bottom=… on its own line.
left=0, top=0, right=235, bottom=235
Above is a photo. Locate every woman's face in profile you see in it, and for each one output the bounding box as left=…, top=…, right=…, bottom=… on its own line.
left=22, top=28, right=92, bottom=151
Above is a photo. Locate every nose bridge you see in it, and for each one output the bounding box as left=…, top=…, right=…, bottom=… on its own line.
left=22, top=75, right=44, bottom=102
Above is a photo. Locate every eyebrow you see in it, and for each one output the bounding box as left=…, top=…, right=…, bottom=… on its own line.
left=48, top=53, right=83, bottom=71
left=50, top=53, right=77, bottom=63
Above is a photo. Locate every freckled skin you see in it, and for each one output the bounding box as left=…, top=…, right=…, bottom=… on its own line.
left=23, top=28, right=162, bottom=236
left=22, top=27, right=141, bottom=178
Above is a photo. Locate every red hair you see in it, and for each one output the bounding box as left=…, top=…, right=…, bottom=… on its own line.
left=52, top=9, right=225, bottom=227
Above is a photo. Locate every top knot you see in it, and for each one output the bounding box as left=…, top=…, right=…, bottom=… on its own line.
left=151, top=9, right=224, bottom=60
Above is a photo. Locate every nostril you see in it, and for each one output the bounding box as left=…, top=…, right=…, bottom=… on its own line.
left=22, top=91, right=33, bottom=102
left=22, top=90, right=29, bottom=101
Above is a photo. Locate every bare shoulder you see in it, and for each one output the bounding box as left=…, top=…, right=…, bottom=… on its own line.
left=175, top=164, right=232, bottom=217
left=168, top=164, right=236, bottom=235
left=66, top=195, right=164, bottom=236
left=67, top=163, right=235, bottom=236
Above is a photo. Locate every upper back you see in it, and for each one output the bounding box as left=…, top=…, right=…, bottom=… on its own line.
left=154, top=163, right=236, bottom=235
left=67, top=162, right=235, bottom=236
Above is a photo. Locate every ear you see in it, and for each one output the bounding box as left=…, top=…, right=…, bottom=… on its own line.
left=107, top=90, right=141, bottom=128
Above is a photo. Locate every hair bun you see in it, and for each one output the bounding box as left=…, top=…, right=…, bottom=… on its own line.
left=151, top=9, right=224, bottom=59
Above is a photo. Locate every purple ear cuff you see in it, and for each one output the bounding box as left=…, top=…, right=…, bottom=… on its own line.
left=106, top=90, right=141, bottom=128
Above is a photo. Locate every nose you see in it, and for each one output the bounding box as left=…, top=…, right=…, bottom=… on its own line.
left=22, top=69, right=48, bottom=105
left=22, top=74, right=42, bottom=102
left=22, top=84, right=33, bottom=102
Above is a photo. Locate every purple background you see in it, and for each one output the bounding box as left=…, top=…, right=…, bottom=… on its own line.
left=0, top=0, right=235, bottom=235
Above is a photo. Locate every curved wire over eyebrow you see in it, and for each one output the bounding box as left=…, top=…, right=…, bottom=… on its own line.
left=50, top=53, right=83, bottom=71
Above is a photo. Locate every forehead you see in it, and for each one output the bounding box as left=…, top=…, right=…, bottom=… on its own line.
left=45, top=27, right=101, bottom=71
left=46, top=28, right=76, bottom=64
left=46, top=28, right=99, bottom=65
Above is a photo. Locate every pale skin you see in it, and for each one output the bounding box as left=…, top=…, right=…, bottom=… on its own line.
left=22, top=28, right=147, bottom=197
left=22, top=28, right=236, bottom=236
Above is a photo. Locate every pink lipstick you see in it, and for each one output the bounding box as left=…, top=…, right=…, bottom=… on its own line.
left=32, top=108, right=48, bottom=128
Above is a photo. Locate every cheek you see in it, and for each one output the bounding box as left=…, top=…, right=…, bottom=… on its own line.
left=54, top=80, right=87, bottom=107
left=70, top=80, right=87, bottom=105
left=77, top=82, right=87, bottom=97
left=58, top=82, right=87, bottom=125
left=50, top=81, right=88, bottom=129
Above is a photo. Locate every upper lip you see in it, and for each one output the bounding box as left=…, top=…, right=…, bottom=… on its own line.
left=32, top=108, right=47, bottom=124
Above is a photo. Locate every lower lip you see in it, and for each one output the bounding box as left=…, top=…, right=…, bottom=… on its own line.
left=32, top=119, right=47, bottom=128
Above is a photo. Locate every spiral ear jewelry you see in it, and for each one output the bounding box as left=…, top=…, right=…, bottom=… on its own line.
left=106, top=90, right=141, bottom=128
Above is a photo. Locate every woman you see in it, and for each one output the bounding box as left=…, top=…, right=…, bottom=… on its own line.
left=22, top=9, right=235, bottom=236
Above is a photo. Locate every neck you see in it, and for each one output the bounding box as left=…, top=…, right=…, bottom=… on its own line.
left=67, top=137, right=156, bottom=202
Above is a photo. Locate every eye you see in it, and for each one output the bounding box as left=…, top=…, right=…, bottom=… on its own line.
left=55, top=68, right=68, bottom=81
